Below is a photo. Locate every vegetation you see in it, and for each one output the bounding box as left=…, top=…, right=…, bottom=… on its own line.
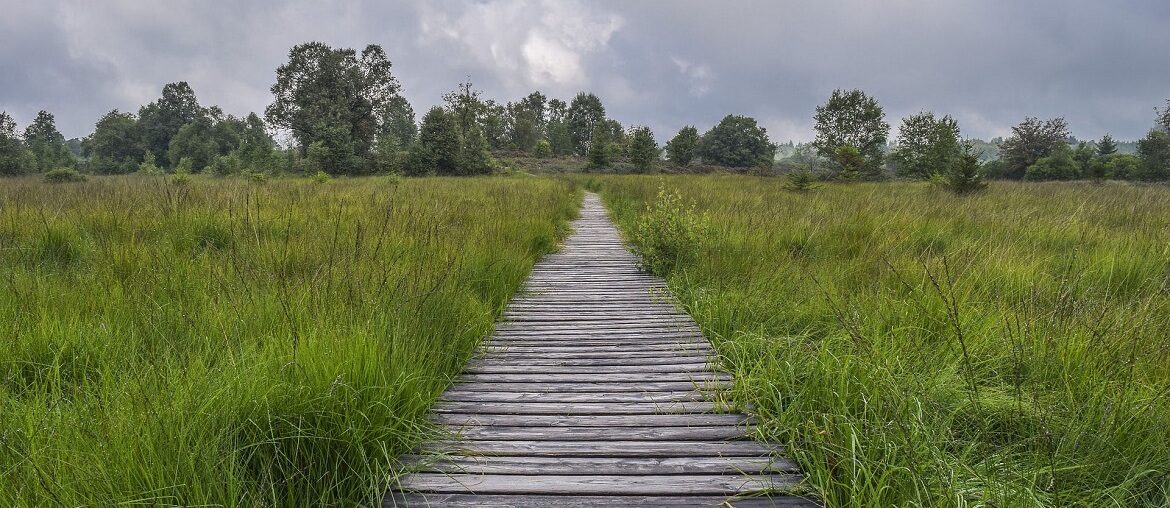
left=0, top=175, right=579, bottom=506
left=697, top=115, right=776, bottom=168
left=600, top=175, right=1170, bottom=507
left=666, top=125, right=700, bottom=167
left=812, top=89, right=890, bottom=179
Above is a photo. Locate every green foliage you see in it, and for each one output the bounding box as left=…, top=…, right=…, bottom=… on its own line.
left=533, top=138, right=553, bottom=158
left=406, top=107, right=461, bottom=176
left=1025, top=143, right=1079, bottom=180
left=1097, top=134, right=1118, bottom=156
left=137, top=82, right=205, bottom=162
left=938, top=143, right=987, bottom=194
left=890, top=112, right=961, bottom=179
left=1106, top=153, right=1141, bottom=180
left=832, top=144, right=868, bottom=180
left=665, top=125, right=700, bottom=167
left=42, top=167, right=87, bottom=183
left=311, top=170, right=331, bottom=184
left=209, top=153, right=240, bottom=177
left=600, top=175, right=1170, bottom=507
left=585, top=124, right=612, bottom=169
left=0, top=112, right=36, bottom=175
left=812, top=88, right=889, bottom=171
left=265, top=42, right=408, bottom=174
left=368, top=134, right=401, bottom=174
left=783, top=169, right=819, bottom=192
left=997, top=117, right=1070, bottom=179
left=0, top=175, right=579, bottom=507
left=627, top=126, right=658, bottom=173
left=24, top=110, right=73, bottom=171
left=457, top=125, right=494, bottom=176
left=1136, top=130, right=1170, bottom=181
left=138, top=151, right=162, bottom=175
left=167, top=117, right=219, bottom=172
left=1158, top=98, right=1170, bottom=132
left=566, top=92, right=606, bottom=155
left=82, top=110, right=143, bottom=174
left=628, top=185, right=710, bottom=276
left=697, top=115, right=776, bottom=168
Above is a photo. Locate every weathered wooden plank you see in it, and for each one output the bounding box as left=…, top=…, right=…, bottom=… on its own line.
left=384, top=493, right=817, bottom=508
left=432, top=413, right=754, bottom=428
left=481, top=343, right=710, bottom=354
left=466, top=356, right=715, bottom=368
left=447, top=425, right=752, bottom=441
left=444, top=381, right=731, bottom=393
left=395, top=473, right=800, bottom=495
left=455, top=372, right=731, bottom=383
left=401, top=455, right=798, bottom=475
left=439, top=390, right=714, bottom=403
left=463, top=363, right=717, bottom=374
left=422, top=440, right=780, bottom=459
left=431, top=401, right=722, bottom=415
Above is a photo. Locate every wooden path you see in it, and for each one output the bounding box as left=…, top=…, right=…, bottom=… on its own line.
left=385, top=193, right=814, bottom=507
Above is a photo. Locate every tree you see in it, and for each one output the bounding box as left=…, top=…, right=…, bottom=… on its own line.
left=534, top=139, right=553, bottom=158
left=167, top=117, right=219, bottom=172
left=379, top=95, right=416, bottom=147
left=889, top=112, right=961, bottom=179
left=665, top=126, right=699, bottom=167
left=506, top=91, right=547, bottom=152
left=586, top=124, right=611, bottom=169
left=545, top=99, right=574, bottom=155
left=23, top=111, right=73, bottom=171
left=458, top=124, right=493, bottom=175
left=1158, top=98, right=1170, bottom=132
left=266, top=42, right=407, bottom=173
left=940, top=143, right=987, bottom=194
left=443, top=81, right=487, bottom=140
left=997, top=117, right=1069, bottom=179
left=628, top=126, right=658, bottom=173
left=833, top=145, right=867, bottom=180
left=566, top=93, right=605, bottom=155
left=698, top=115, right=776, bottom=168
left=1097, top=134, right=1118, bottom=156
left=1136, top=130, right=1170, bottom=181
left=1072, top=142, right=1097, bottom=174
left=1024, top=143, right=1078, bottom=180
left=406, top=107, right=461, bottom=176
left=137, top=82, right=205, bottom=164
left=812, top=89, right=889, bottom=175
left=83, top=110, right=143, bottom=174
left=235, top=113, right=276, bottom=172
left=139, top=151, right=162, bottom=174
left=480, top=100, right=508, bottom=150
left=0, top=112, right=35, bottom=175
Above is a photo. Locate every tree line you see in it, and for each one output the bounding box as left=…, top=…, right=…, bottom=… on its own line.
left=2, top=41, right=1168, bottom=184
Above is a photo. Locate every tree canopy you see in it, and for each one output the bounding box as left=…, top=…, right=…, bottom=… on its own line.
left=266, top=42, right=409, bottom=174
left=889, top=112, right=961, bottom=179
left=24, top=110, right=73, bottom=171
left=698, top=115, right=775, bottom=168
left=997, top=117, right=1070, bottom=179
left=666, top=126, right=699, bottom=167
left=812, top=89, right=889, bottom=176
left=567, top=93, right=606, bottom=156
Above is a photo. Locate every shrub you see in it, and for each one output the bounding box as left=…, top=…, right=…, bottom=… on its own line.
left=138, top=151, right=163, bottom=175
left=311, top=170, right=330, bottom=184
left=43, top=168, right=86, bottom=183
left=937, top=144, right=987, bottom=194
left=783, top=169, right=819, bottom=191
left=534, top=139, right=553, bottom=158
left=1024, top=144, right=1078, bottom=180
left=630, top=186, right=710, bottom=276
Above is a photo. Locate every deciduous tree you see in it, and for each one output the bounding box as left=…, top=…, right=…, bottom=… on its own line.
left=665, top=126, right=699, bottom=167
left=406, top=107, right=461, bottom=176
left=628, top=126, right=658, bottom=173
left=812, top=89, right=889, bottom=176
left=889, top=112, right=961, bottom=179
left=567, top=93, right=605, bottom=155
left=23, top=110, right=73, bottom=171
left=83, top=110, right=143, bottom=174
left=138, top=82, right=205, bottom=164
left=0, top=112, right=35, bottom=175
left=997, top=117, right=1069, bottom=179
left=698, top=115, right=775, bottom=168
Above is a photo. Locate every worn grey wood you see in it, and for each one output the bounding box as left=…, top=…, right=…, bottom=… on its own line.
left=386, top=193, right=810, bottom=507
left=385, top=493, right=818, bottom=508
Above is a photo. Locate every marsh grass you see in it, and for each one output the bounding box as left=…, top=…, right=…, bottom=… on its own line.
left=0, top=174, right=578, bottom=506
left=600, top=175, right=1170, bottom=507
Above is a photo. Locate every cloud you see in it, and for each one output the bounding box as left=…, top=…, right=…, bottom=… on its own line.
left=0, top=0, right=1167, bottom=142
left=417, top=0, right=621, bottom=92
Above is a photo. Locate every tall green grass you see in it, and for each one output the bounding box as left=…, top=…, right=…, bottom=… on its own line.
left=599, top=175, right=1170, bottom=507
left=0, top=174, right=578, bottom=506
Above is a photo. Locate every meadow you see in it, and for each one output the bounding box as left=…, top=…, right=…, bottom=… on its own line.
left=598, top=175, right=1170, bottom=507
left=0, top=175, right=578, bottom=506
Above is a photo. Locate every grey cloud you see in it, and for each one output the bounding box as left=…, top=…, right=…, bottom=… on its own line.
left=1, top=0, right=1167, bottom=142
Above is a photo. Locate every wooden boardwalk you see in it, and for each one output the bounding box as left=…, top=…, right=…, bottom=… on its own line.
left=385, top=193, right=814, bottom=507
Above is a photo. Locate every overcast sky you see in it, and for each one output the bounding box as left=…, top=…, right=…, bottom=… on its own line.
left=2, top=0, right=1168, bottom=143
